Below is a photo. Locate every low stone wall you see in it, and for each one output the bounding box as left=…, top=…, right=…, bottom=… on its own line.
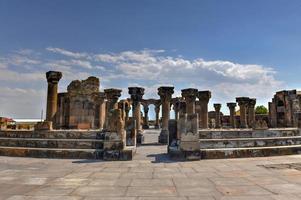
left=199, top=128, right=300, bottom=139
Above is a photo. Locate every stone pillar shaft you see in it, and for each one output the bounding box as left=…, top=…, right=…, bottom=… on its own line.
left=143, top=105, right=149, bottom=129
left=104, top=88, right=122, bottom=129
left=248, top=98, right=256, bottom=128
left=155, top=105, right=160, bottom=129
left=237, top=97, right=250, bottom=128
left=181, top=88, right=198, bottom=114
left=46, top=71, right=62, bottom=122
left=227, top=103, right=237, bottom=128
left=129, top=87, right=145, bottom=144
left=214, top=104, right=222, bottom=128
left=158, top=86, right=174, bottom=144
left=197, top=91, right=211, bottom=129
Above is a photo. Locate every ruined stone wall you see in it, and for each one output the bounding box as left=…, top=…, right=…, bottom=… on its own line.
left=54, top=77, right=106, bottom=129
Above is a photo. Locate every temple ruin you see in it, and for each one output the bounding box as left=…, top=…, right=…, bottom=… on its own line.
left=0, top=71, right=301, bottom=160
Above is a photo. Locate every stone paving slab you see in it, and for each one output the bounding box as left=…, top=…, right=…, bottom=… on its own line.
left=1, top=130, right=301, bottom=200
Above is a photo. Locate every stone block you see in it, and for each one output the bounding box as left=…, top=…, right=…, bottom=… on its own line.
left=103, top=141, right=123, bottom=150
left=34, top=121, right=53, bottom=131
left=77, top=123, right=91, bottom=130
left=180, top=141, right=200, bottom=151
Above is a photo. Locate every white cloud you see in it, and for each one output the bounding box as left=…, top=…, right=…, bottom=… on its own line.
left=0, top=47, right=285, bottom=117
left=46, top=47, right=90, bottom=59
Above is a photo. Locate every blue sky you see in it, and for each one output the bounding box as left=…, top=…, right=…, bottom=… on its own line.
left=0, top=0, right=301, bottom=118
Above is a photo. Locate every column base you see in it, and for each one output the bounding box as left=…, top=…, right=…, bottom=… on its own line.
left=158, top=130, right=169, bottom=144
left=137, top=133, right=144, bottom=144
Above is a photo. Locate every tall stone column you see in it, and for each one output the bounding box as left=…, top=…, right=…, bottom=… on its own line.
left=181, top=88, right=198, bottom=114
left=227, top=103, right=237, bottom=128
left=236, top=97, right=250, bottom=128
left=158, top=86, right=174, bottom=144
left=248, top=98, right=256, bottom=128
left=154, top=104, right=160, bottom=129
left=46, top=71, right=62, bottom=122
left=269, top=101, right=277, bottom=127
left=98, top=93, right=106, bottom=130
left=197, top=91, right=211, bottom=129
left=129, top=87, right=145, bottom=144
left=143, top=105, right=149, bottom=129
left=214, top=103, right=222, bottom=128
left=104, top=88, right=122, bottom=130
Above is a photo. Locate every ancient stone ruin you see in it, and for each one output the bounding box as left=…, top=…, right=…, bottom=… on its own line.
left=0, top=71, right=301, bottom=160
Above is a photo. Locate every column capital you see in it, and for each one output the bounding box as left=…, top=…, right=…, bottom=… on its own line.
left=236, top=97, right=250, bottom=106
left=128, top=87, right=145, bottom=102
left=46, top=71, right=62, bottom=84
left=197, top=90, right=211, bottom=102
left=158, top=86, right=174, bottom=101
left=104, top=88, right=122, bottom=101
left=214, top=103, right=222, bottom=112
left=227, top=102, right=237, bottom=109
left=248, top=98, right=257, bottom=108
left=181, top=88, right=198, bottom=101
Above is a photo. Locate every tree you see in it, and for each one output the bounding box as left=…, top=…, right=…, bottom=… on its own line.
left=255, top=105, right=268, bottom=114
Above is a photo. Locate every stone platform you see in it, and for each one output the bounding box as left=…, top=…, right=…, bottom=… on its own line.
left=0, top=130, right=134, bottom=160
left=199, top=128, right=301, bottom=159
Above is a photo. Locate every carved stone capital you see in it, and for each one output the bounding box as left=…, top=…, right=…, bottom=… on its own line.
left=214, top=103, right=222, bottom=112
left=197, top=91, right=211, bottom=103
left=248, top=98, right=257, bottom=108
left=46, top=71, right=62, bottom=84
left=158, top=86, right=174, bottom=101
left=104, top=88, right=122, bottom=102
left=227, top=102, right=237, bottom=109
left=128, top=87, right=145, bottom=102
left=181, top=88, right=198, bottom=102
left=236, top=97, right=250, bottom=106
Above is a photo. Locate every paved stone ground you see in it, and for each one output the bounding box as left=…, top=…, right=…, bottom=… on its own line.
left=1, top=130, right=301, bottom=200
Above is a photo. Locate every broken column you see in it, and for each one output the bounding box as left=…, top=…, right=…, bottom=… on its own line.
left=248, top=98, right=256, bottom=128
left=46, top=71, right=62, bottom=122
left=197, top=91, right=211, bottom=129
left=104, top=88, right=122, bottom=130
left=236, top=97, right=250, bottom=128
left=158, top=86, right=174, bottom=144
left=214, top=103, right=222, bottom=128
left=181, top=88, right=198, bottom=114
left=227, top=102, right=237, bottom=128
left=128, top=87, right=145, bottom=144
left=142, top=104, right=149, bottom=129
left=97, top=92, right=106, bottom=130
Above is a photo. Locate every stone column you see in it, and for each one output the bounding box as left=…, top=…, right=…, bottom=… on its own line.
left=154, top=104, right=160, bottom=129
left=104, top=88, right=122, bottom=130
left=214, top=103, right=222, bottom=128
left=98, top=93, right=106, bottom=130
left=129, top=87, right=145, bottom=144
left=158, top=86, right=174, bottom=144
left=248, top=98, right=256, bottom=128
left=143, top=105, right=149, bottom=129
left=236, top=97, right=250, bottom=128
left=124, top=102, right=131, bottom=123
left=197, top=91, right=211, bottom=129
left=227, top=103, right=237, bottom=128
left=181, top=88, right=198, bottom=114
left=46, top=71, right=62, bottom=122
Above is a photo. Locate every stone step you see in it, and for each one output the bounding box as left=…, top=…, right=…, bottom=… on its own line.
left=0, top=130, right=100, bottom=139
left=0, top=146, right=103, bottom=159
left=0, top=137, right=104, bottom=149
left=201, top=145, right=301, bottom=159
left=199, top=128, right=300, bottom=139
left=200, top=136, right=301, bottom=149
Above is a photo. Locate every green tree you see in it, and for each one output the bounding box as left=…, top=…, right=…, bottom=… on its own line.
left=255, top=105, right=268, bottom=114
